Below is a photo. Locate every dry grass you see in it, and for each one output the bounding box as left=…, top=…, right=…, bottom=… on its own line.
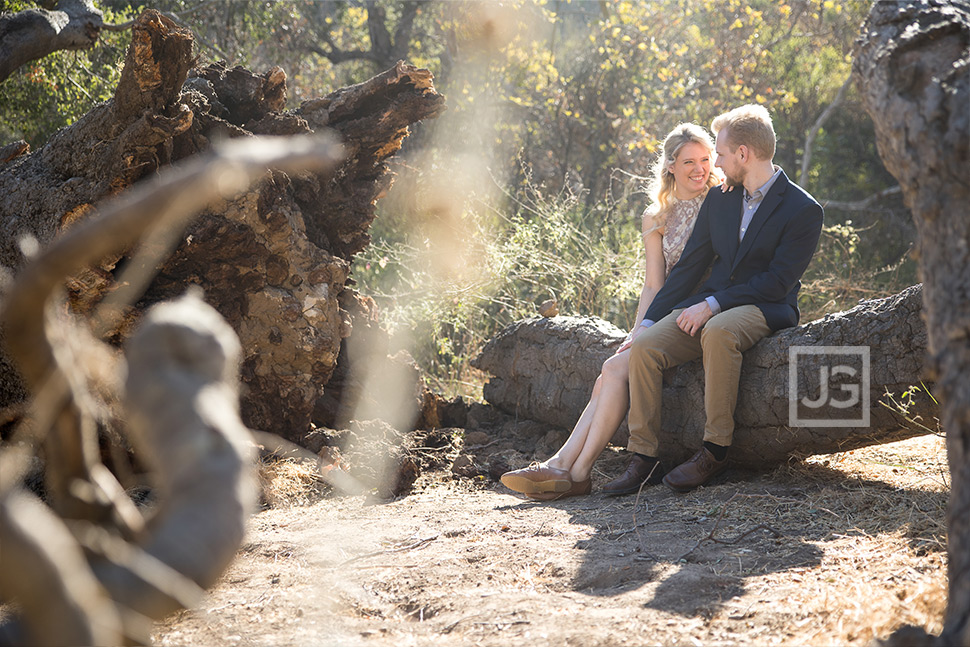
left=740, top=435, right=948, bottom=644
left=256, top=454, right=329, bottom=508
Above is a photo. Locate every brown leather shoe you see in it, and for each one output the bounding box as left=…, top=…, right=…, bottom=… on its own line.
left=526, top=478, right=592, bottom=501
left=601, top=455, right=664, bottom=496
left=663, top=448, right=728, bottom=492
left=501, top=462, right=571, bottom=495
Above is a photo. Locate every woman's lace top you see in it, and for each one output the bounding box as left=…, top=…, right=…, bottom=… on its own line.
left=656, top=193, right=705, bottom=277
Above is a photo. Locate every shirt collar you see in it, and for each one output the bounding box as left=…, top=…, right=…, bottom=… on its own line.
left=743, top=166, right=782, bottom=203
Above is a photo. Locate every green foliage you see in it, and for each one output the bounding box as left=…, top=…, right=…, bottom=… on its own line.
left=4, top=0, right=917, bottom=398
left=0, top=2, right=137, bottom=147
left=799, top=220, right=917, bottom=322
left=354, top=170, right=645, bottom=397
left=152, top=0, right=911, bottom=396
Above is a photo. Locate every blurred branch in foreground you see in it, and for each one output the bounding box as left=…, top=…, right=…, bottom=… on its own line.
left=0, top=134, right=343, bottom=646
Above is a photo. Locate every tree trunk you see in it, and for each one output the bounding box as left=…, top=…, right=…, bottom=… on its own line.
left=854, top=1, right=970, bottom=645
left=0, top=0, right=107, bottom=83
left=472, top=284, right=936, bottom=468
left=0, top=10, right=446, bottom=445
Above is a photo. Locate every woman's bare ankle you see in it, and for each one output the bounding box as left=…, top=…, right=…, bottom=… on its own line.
left=569, top=467, right=590, bottom=482
left=544, top=457, right=567, bottom=471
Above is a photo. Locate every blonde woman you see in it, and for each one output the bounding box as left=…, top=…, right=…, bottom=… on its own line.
left=501, top=123, right=720, bottom=500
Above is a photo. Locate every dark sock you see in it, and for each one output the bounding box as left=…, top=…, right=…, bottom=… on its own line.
left=703, top=441, right=729, bottom=462
left=634, top=452, right=659, bottom=463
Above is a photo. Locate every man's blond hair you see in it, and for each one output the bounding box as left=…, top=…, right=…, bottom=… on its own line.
left=711, top=104, right=776, bottom=161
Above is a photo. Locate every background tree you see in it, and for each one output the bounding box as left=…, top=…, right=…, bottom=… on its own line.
left=0, top=0, right=135, bottom=146
left=0, top=0, right=130, bottom=82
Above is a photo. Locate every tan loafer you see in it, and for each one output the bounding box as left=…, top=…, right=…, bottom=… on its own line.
left=501, top=462, right=571, bottom=495
left=526, top=478, right=592, bottom=501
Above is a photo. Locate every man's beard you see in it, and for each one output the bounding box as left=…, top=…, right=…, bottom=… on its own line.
left=723, top=167, right=745, bottom=189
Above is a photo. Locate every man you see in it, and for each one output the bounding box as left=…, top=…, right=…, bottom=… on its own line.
left=603, top=104, right=824, bottom=495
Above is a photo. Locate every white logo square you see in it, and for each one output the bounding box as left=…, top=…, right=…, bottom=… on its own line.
left=789, top=346, right=870, bottom=427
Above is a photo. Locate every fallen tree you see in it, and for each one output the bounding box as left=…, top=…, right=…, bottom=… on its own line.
left=0, top=10, right=446, bottom=445
left=854, top=1, right=970, bottom=645
left=473, top=284, right=936, bottom=468
left=0, top=10, right=448, bottom=640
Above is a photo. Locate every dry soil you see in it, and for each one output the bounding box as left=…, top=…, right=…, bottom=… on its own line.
left=153, top=431, right=948, bottom=646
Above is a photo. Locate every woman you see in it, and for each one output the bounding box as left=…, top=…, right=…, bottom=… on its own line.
left=500, top=122, right=720, bottom=500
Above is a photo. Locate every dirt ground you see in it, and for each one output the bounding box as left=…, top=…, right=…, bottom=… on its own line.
left=152, top=417, right=949, bottom=647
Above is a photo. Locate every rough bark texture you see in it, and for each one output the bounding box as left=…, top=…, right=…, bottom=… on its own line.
left=473, top=285, right=936, bottom=468
left=0, top=9, right=196, bottom=421
left=854, top=2, right=970, bottom=645
left=0, top=0, right=106, bottom=83
left=0, top=10, right=446, bottom=445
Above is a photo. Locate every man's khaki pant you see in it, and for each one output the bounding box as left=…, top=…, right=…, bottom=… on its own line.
left=627, top=305, right=771, bottom=457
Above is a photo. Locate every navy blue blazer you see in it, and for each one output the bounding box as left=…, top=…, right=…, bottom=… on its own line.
left=644, top=169, right=823, bottom=332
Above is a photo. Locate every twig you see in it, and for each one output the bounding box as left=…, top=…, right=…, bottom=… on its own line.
left=632, top=463, right=661, bottom=561
left=675, top=492, right=783, bottom=562
left=466, top=439, right=501, bottom=450
left=337, top=534, right=440, bottom=567
left=608, top=520, right=652, bottom=540
left=101, top=21, right=134, bottom=32
left=443, top=616, right=480, bottom=634
left=65, top=69, right=93, bottom=100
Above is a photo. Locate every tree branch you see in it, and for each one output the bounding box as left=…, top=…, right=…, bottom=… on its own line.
left=0, top=491, right=125, bottom=645
left=820, top=185, right=902, bottom=211
left=101, top=20, right=133, bottom=32
left=3, top=134, right=343, bottom=396
left=0, top=134, right=345, bottom=643
left=0, top=0, right=104, bottom=82
left=800, top=75, right=852, bottom=187
left=391, top=1, right=422, bottom=61
left=365, top=0, right=393, bottom=64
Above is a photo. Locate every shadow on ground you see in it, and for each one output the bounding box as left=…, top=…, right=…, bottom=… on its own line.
left=498, top=452, right=946, bottom=619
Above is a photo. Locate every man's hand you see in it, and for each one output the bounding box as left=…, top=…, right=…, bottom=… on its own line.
left=676, top=302, right=714, bottom=336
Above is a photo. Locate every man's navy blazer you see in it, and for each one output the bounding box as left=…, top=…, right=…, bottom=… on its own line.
left=643, top=169, right=823, bottom=332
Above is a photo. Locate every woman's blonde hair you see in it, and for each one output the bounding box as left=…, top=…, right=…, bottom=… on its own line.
left=644, top=122, right=718, bottom=231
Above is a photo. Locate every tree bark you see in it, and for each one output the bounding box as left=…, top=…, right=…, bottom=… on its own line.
left=854, top=1, right=970, bottom=645
left=473, top=285, right=936, bottom=468
left=0, top=10, right=446, bottom=445
left=0, top=0, right=107, bottom=82
left=1, top=8, right=196, bottom=418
